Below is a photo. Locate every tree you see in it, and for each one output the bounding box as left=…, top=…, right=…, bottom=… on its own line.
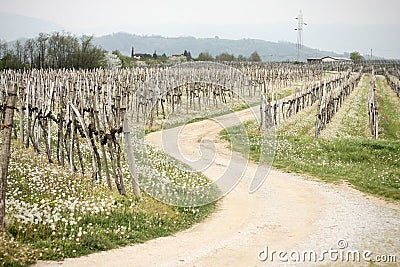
left=197, top=52, right=214, bottom=61
left=0, top=40, right=7, bottom=59
left=14, top=40, right=23, bottom=64
left=48, top=31, right=72, bottom=68
left=36, top=33, right=48, bottom=68
left=159, top=53, right=168, bottom=63
left=237, top=54, right=247, bottom=62
left=249, top=51, right=262, bottom=62
left=24, top=39, right=36, bottom=68
left=215, top=53, right=236, bottom=62
left=350, top=51, right=364, bottom=62
left=183, top=50, right=192, bottom=61
left=79, top=35, right=104, bottom=69
left=0, top=53, right=22, bottom=69
left=0, top=32, right=105, bottom=70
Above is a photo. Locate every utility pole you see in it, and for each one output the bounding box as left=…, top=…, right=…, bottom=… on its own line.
left=295, top=10, right=307, bottom=61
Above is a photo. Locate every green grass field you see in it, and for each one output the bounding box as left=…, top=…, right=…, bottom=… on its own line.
left=376, top=75, right=400, bottom=140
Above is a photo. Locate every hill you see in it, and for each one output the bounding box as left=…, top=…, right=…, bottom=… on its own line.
left=93, top=32, right=346, bottom=61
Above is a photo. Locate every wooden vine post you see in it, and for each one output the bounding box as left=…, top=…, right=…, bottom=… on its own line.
left=368, top=70, right=378, bottom=139
left=0, top=81, right=17, bottom=231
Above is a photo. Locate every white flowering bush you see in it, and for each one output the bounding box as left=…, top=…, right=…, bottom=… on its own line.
left=103, top=52, right=122, bottom=69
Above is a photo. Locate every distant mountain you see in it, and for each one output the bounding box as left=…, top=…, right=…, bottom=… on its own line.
left=0, top=13, right=63, bottom=41
left=93, top=32, right=347, bottom=61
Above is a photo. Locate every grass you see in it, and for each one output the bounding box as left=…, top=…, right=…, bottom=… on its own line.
left=1, top=140, right=217, bottom=266
left=277, top=103, right=318, bottom=137
left=276, top=87, right=297, bottom=99
left=221, top=121, right=400, bottom=200
left=376, top=75, right=400, bottom=140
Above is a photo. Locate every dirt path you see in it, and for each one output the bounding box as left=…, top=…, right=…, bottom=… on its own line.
left=37, top=107, right=400, bottom=266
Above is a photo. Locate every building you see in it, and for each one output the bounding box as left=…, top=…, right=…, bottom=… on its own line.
left=307, top=56, right=352, bottom=63
left=133, top=53, right=152, bottom=60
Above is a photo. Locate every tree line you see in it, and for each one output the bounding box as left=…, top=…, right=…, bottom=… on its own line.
left=0, top=31, right=263, bottom=70
left=0, top=32, right=105, bottom=70
left=197, top=51, right=262, bottom=62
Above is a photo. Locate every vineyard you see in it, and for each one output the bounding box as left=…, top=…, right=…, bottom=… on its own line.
left=1, top=61, right=400, bottom=265
left=0, top=62, right=327, bottom=197
left=224, top=62, right=400, bottom=200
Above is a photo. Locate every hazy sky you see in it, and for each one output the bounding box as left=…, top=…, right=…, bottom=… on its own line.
left=2, top=0, right=399, bottom=27
left=1, top=0, right=400, bottom=58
